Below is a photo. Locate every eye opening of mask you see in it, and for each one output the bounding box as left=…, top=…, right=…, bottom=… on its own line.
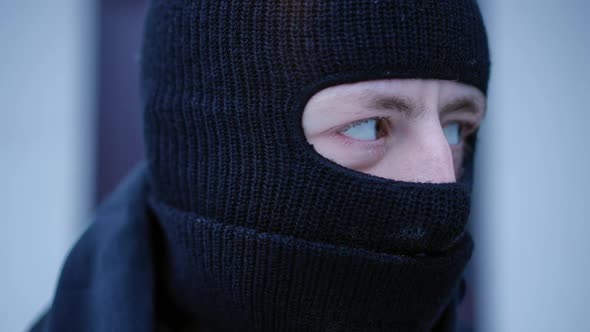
left=288, top=71, right=476, bottom=191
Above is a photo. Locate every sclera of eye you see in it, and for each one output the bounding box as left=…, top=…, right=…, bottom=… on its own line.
left=443, top=116, right=479, bottom=177
left=439, top=119, right=473, bottom=177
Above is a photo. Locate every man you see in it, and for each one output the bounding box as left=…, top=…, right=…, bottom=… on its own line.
left=32, top=0, right=490, bottom=331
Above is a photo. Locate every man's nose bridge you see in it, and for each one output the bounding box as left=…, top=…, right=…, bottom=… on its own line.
left=409, top=119, right=456, bottom=183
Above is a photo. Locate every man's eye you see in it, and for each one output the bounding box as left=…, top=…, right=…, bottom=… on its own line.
left=443, top=122, right=462, bottom=145
left=341, top=118, right=387, bottom=141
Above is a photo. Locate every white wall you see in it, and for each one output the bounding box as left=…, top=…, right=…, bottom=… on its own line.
left=477, top=0, right=590, bottom=331
left=0, top=1, right=95, bottom=331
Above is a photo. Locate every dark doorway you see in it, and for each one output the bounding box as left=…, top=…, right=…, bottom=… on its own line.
left=96, top=0, right=148, bottom=203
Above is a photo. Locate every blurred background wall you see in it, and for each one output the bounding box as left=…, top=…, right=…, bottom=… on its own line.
left=0, top=1, right=95, bottom=331
left=0, top=1, right=588, bottom=331
left=0, top=1, right=147, bottom=331
left=476, top=0, right=590, bottom=331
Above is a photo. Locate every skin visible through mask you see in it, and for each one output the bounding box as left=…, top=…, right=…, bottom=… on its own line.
left=302, top=79, right=486, bottom=183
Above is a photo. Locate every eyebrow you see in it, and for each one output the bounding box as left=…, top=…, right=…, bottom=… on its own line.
left=365, top=94, right=425, bottom=119
left=363, top=93, right=483, bottom=118
left=440, top=96, right=483, bottom=116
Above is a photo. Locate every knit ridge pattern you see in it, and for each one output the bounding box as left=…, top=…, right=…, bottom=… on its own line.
left=141, top=0, right=489, bottom=330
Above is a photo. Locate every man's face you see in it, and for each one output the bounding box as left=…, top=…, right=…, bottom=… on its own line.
left=303, top=79, right=486, bottom=183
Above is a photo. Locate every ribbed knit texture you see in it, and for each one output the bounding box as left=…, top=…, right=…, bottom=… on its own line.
left=151, top=199, right=472, bottom=331
left=141, top=1, right=490, bottom=331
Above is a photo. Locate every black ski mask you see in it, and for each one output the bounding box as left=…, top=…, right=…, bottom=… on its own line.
left=141, top=0, right=490, bottom=331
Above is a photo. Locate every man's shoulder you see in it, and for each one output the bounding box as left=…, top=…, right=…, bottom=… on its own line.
left=31, top=162, right=157, bottom=332
left=59, top=162, right=152, bottom=289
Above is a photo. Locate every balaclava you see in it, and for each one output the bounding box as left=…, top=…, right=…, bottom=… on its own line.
left=141, top=1, right=490, bottom=331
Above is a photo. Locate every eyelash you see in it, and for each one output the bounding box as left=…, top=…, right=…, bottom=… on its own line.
left=339, top=116, right=392, bottom=137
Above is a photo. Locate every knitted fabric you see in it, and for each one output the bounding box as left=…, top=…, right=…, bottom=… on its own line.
left=141, top=0, right=490, bottom=331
